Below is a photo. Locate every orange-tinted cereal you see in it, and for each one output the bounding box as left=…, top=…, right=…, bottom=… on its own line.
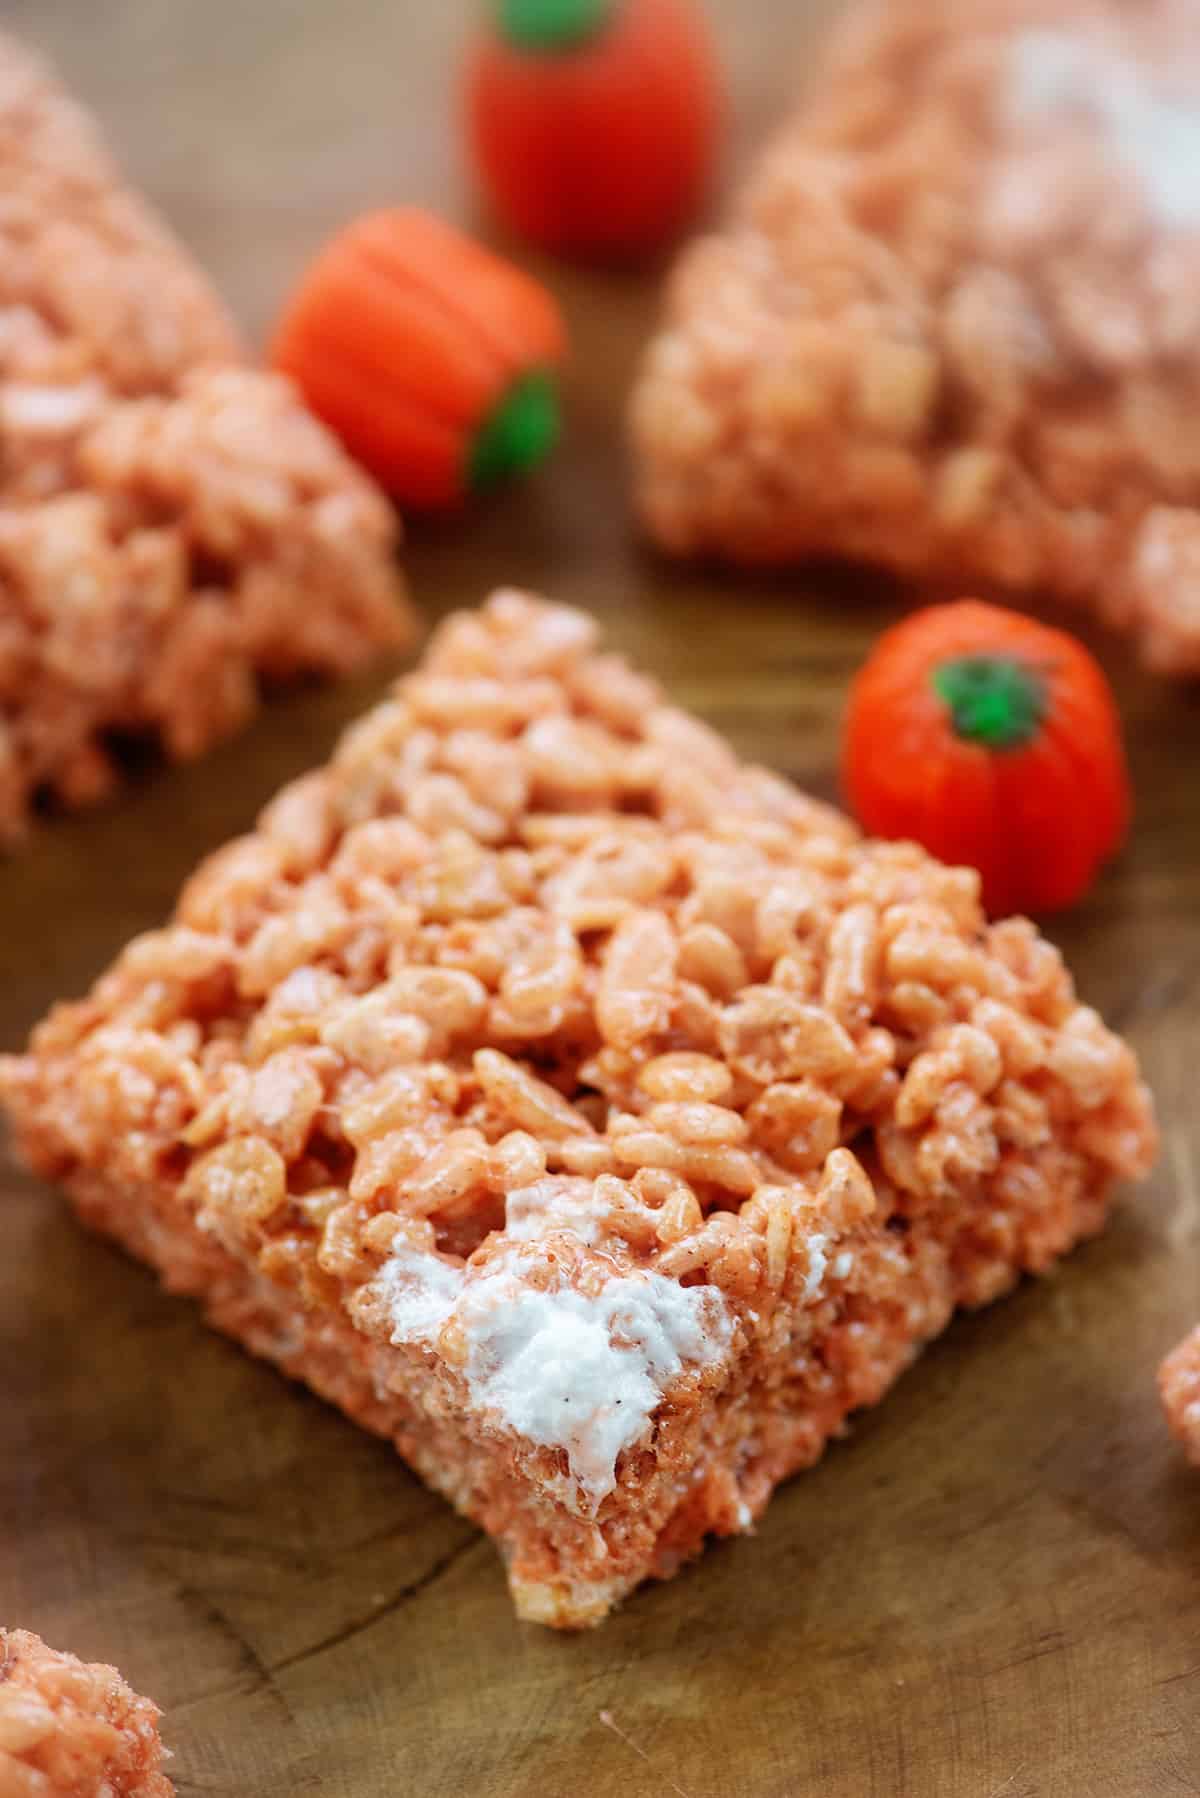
left=1, top=593, right=1156, bottom=1626
left=632, top=0, right=1200, bottom=673
left=1160, top=1326, right=1200, bottom=1465
left=0, top=1629, right=173, bottom=1797
left=0, top=31, right=412, bottom=844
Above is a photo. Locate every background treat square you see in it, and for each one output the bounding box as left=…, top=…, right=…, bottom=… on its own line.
left=631, top=0, right=1200, bottom=673
left=0, top=1628, right=173, bottom=1797
left=0, top=30, right=413, bottom=844
left=1, top=591, right=1155, bottom=1627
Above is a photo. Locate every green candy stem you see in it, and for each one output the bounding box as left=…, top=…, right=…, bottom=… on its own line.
left=498, top=0, right=615, bottom=53
left=931, top=653, right=1047, bottom=751
left=468, top=371, right=560, bottom=494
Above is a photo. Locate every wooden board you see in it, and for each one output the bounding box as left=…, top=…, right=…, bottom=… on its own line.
left=1, top=3, right=1198, bottom=1793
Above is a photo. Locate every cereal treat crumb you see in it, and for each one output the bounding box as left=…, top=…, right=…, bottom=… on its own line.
left=0, top=29, right=413, bottom=844
left=1, top=592, right=1156, bottom=1627
left=1160, top=1327, right=1200, bottom=1465
left=631, top=0, right=1200, bottom=674
left=0, top=1629, right=173, bottom=1797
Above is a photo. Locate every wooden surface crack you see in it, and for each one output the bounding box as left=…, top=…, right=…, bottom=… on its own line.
left=176, top=1583, right=294, bottom=1723
left=267, top=1529, right=480, bottom=1676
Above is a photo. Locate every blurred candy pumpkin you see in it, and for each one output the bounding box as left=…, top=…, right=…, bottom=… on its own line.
left=842, top=601, right=1131, bottom=916
left=272, top=208, right=567, bottom=509
left=465, top=0, right=722, bottom=260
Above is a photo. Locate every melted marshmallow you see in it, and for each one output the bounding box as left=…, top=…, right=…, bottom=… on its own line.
left=503, top=1176, right=613, bottom=1247
left=460, top=1271, right=727, bottom=1503
left=380, top=1241, right=731, bottom=1506
left=801, top=1234, right=828, bottom=1301
left=1008, top=31, right=1200, bottom=228
left=380, top=1244, right=462, bottom=1338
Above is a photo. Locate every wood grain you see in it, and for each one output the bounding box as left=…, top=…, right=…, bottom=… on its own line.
left=1, top=3, right=1198, bottom=1794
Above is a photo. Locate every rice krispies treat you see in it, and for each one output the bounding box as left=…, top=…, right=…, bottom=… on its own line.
left=632, top=0, right=1200, bottom=674
left=0, top=1629, right=172, bottom=1798
left=1, top=593, right=1156, bottom=1627
left=1160, top=1326, right=1200, bottom=1465
left=0, top=30, right=413, bottom=841
left=0, top=31, right=239, bottom=395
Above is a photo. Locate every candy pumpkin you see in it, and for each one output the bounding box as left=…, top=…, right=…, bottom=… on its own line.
left=842, top=602, right=1131, bottom=916
left=271, top=208, right=567, bottom=510
left=465, top=0, right=721, bottom=260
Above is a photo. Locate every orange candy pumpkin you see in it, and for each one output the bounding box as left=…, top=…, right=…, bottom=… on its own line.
left=271, top=208, right=567, bottom=510
left=842, top=602, right=1131, bottom=916
left=465, top=0, right=721, bottom=261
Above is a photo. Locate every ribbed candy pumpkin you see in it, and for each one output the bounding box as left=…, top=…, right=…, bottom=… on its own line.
left=465, top=0, right=721, bottom=260
left=272, top=208, right=567, bottom=509
left=842, top=601, right=1131, bottom=916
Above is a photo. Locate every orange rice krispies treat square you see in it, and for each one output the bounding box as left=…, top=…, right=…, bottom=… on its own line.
left=1160, top=1326, right=1200, bottom=1465
left=1, top=593, right=1156, bottom=1626
left=632, top=0, right=1200, bottom=673
left=0, top=30, right=412, bottom=844
left=0, top=1629, right=172, bottom=1797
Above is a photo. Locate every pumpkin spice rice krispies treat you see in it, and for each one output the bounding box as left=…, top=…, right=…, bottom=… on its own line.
left=1, top=593, right=1156, bottom=1627
left=0, top=1629, right=173, bottom=1797
left=1160, top=1327, right=1200, bottom=1466
left=632, top=0, right=1200, bottom=673
left=0, top=29, right=412, bottom=844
